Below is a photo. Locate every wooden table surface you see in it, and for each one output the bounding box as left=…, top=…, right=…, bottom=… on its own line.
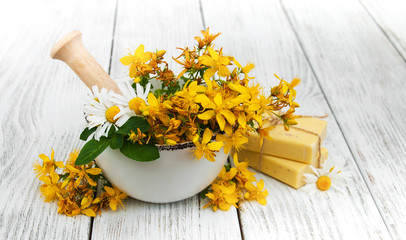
left=1, top=0, right=405, bottom=239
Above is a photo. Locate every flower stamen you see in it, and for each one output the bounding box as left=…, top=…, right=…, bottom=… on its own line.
left=105, top=106, right=120, bottom=123
left=316, top=176, right=331, bottom=191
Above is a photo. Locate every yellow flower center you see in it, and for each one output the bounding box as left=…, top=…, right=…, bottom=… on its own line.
left=128, top=98, right=139, bottom=111
left=105, top=106, right=120, bottom=123
left=316, top=176, right=331, bottom=191
left=128, top=97, right=146, bottom=115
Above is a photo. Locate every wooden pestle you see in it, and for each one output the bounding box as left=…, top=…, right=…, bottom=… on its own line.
left=50, top=31, right=122, bottom=94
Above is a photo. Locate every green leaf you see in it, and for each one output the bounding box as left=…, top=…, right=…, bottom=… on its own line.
left=80, top=127, right=97, bottom=141
left=199, top=186, right=210, bottom=198
left=110, top=134, right=124, bottom=149
left=154, top=89, right=164, bottom=97
left=60, top=173, right=70, bottom=181
left=224, top=163, right=231, bottom=172
left=120, top=140, right=159, bottom=162
left=107, top=126, right=116, bottom=137
left=75, top=138, right=110, bottom=166
left=116, top=116, right=150, bottom=135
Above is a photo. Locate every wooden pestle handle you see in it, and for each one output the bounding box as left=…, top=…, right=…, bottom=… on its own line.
left=50, top=31, right=122, bottom=94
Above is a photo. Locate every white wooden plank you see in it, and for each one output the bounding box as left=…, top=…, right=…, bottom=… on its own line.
left=360, top=0, right=406, bottom=60
left=201, top=0, right=391, bottom=239
left=0, top=0, right=117, bottom=239
left=92, top=196, right=241, bottom=240
left=90, top=0, right=242, bottom=239
left=281, top=0, right=406, bottom=238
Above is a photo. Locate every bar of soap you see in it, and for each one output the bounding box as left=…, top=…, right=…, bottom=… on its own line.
left=244, top=117, right=327, bottom=164
left=237, top=148, right=328, bottom=189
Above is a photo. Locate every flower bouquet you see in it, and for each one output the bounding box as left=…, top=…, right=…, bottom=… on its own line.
left=39, top=28, right=300, bottom=214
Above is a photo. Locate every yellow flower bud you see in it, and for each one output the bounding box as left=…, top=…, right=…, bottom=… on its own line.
left=157, top=50, right=166, bottom=58
left=134, top=77, right=141, bottom=83
left=166, top=139, right=177, bottom=145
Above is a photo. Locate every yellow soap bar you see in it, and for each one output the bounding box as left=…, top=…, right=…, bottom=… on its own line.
left=238, top=148, right=328, bottom=189
left=244, top=117, right=327, bottom=164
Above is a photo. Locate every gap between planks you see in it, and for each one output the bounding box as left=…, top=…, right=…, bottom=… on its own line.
left=278, top=0, right=393, bottom=238
left=358, top=0, right=406, bottom=63
left=195, top=5, right=245, bottom=238
left=89, top=0, right=120, bottom=239
left=198, top=0, right=207, bottom=30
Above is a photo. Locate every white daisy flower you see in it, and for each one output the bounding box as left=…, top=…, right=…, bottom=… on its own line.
left=111, top=79, right=151, bottom=118
left=302, top=157, right=351, bottom=194
left=84, top=86, right=129, bottom=141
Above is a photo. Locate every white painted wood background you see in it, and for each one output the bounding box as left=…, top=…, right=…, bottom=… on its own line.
left=0, top=0, right=405, bottom=239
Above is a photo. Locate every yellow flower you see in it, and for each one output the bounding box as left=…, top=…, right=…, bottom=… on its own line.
left=237, top=112, right=248, bottom=129
left=104, top=186, right=127, bottom=211
left=66, top=149, right=80, bottom=165
left=193, top=128, right=223, bottom=162
left=233, top=58, right=255, bottom=78
left=80, top=188, right=95, bottom=209
left=257, top=124, right=275, bottom=147
left=33, top=149, right=64, bottom=177
left=155, top=132, right=180, bottom=146
left=244, top=179, right=268, bottom=205
left=217, top=166, right=237, bottom=182
left=199, top=47, right=230, bottom=80
left=174, top=81, right=206, bottom=111
left=216, top=125, right=248, bottom=154
left=165, top=118, right=182, bottom=133
left=39, top=170, right=63, bottom=202
left=233, top=153, right=256, bottom=184
left=135, top=64, right=154, bottom=76
left=157, top=69, right=176, bottom=86
left=194, top=27, right=221, bottom=48
left=286, top=77, right=300, bottom=106
left=128, top=128, right=146, bottom=144
left=142, top=93, right=167, bottom=121
left=281, top=107, right=298, bottom=130
left=248, top=95, right=271, bottom=113
left=173, top=47, right=201, bottom=79
left=204, top=183, right=239, bottom=211
left=79, top=188, right=97, bottom=217
left=120, top=44, right=152, bottom=78
left=81, top=208, right=96, bottom=217
left=271, top=74, right=300, bottom=108
left=57, top=195, right=81, bottom=217
left=92, top=193, right=110, bottom=214
left=204, top=153, right=269, bottom=211
left=65, top=164, right=102, bottom=187
left=156, top=50, right=166, bottom=58
left=197, top=93, right=236, bottom=131
left=227, top=83, right=261, bottom=105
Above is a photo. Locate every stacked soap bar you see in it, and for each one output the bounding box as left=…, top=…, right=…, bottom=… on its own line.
left=244, top=118, right=327, bottom=166
left=238, top=148, right=328, bottom=189
left=239, top=117, right=328, bottom=189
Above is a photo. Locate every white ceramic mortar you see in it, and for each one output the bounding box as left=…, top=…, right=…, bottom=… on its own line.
left=96, top=146, right=228, bottom=203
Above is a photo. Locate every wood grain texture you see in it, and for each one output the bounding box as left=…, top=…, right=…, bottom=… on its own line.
left=201, top=0, right=391, bottom=239
left=1, top=0, right=405, bottom=239
left=281, top=0, right=406, bottom=238
left=0, top=0, right=117, bottom=239
left=90, top=0, right=242, bottom=239
left=360, top=0, right=406, bottom=60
